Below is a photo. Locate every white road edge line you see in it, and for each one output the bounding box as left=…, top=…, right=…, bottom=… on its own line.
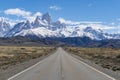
left=8, top=48, right=116, bottom=80
left=75, top=56, right=116, bottom=80
left=7, top=53, right=55, bottom=80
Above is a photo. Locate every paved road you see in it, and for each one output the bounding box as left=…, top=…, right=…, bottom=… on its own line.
left=8, top=48, right=116, bottom=80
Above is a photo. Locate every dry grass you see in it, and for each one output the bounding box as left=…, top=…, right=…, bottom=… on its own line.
left=65, top=47, right=120, bottom=71
left=0, top=46, right=56, bottom=70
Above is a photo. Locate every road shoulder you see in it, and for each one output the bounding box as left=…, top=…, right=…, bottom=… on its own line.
left=67, top=51, right=120, bottom=80
left=0, top=52, right=54, bottom=80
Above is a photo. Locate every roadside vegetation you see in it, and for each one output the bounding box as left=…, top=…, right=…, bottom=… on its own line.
left=65, top=47, right=120, bottom=71
left=0, top=46, right=56, bottom=70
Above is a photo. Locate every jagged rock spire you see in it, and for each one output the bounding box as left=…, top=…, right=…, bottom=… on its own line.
left=42, top=12, right=52, bottom=24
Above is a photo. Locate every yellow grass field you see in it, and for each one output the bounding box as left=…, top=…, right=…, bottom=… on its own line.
left=0, top=46, right=56, bottom=70
left=65, top=47, right=120, bottom=71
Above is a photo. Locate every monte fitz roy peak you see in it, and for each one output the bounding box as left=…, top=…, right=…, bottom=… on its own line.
left=0, top=13, right=120, bottom=40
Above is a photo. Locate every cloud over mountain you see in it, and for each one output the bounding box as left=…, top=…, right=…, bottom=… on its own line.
left=0, top=8, right=119, bottom=34
left=0, top=13, right=118, bottom=40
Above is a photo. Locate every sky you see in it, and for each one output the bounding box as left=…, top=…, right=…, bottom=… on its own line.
left=0, top=0, right=120, bottom=33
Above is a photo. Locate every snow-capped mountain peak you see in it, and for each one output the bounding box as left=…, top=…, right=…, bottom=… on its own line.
left=42, top=13, right=52, bottom=24
left=32, top=16, right=47, bottom=28
left=3, top=13, right=120, bottom=40
left=24, top=20, right=32, bottom=29
left=84, top=26, right=102, bottom=33
left=0, top=18, right=11, bottom=37
left=83, top=27, right=105, bottom=40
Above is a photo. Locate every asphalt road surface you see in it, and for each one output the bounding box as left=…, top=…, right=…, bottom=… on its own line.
left=8, top=48, right=116, bottom=80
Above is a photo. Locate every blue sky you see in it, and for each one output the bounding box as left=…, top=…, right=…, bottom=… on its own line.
left=0, top=0, right=120, bottom=33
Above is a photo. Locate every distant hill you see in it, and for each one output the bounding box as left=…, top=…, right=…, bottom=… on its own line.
left=0, top=36, right=120, bottom=48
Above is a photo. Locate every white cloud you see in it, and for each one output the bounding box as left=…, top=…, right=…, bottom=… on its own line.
left=4, top=8, right=42, bottom=22
left=58, top=17, right=118, bottom=33
left=87, top=24, right=115, bottom=30
left=79, top=21, right=102, bottom=24
left=49, top=5, right=61, bottom=11
left=33, top=12, right=42, bottom=17
left=58, top=17, right=102, bottom=25
left=80, top=23, right=118, bottom=33
left=25, top=12, right=42, bottom=22
left=2, top=8, right=119, bottom=33
left=4, top=8, right=31, bottom=17
left=58, top=18, right=80, bottom=25
left=0, top=17, right=17, bottom=27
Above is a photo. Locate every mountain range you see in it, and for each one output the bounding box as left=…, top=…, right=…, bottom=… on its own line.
left=0, top=13, right=120, bottom=40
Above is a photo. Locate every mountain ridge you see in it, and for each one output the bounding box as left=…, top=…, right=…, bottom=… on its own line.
left=0, top=13, right=120, bottom=40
